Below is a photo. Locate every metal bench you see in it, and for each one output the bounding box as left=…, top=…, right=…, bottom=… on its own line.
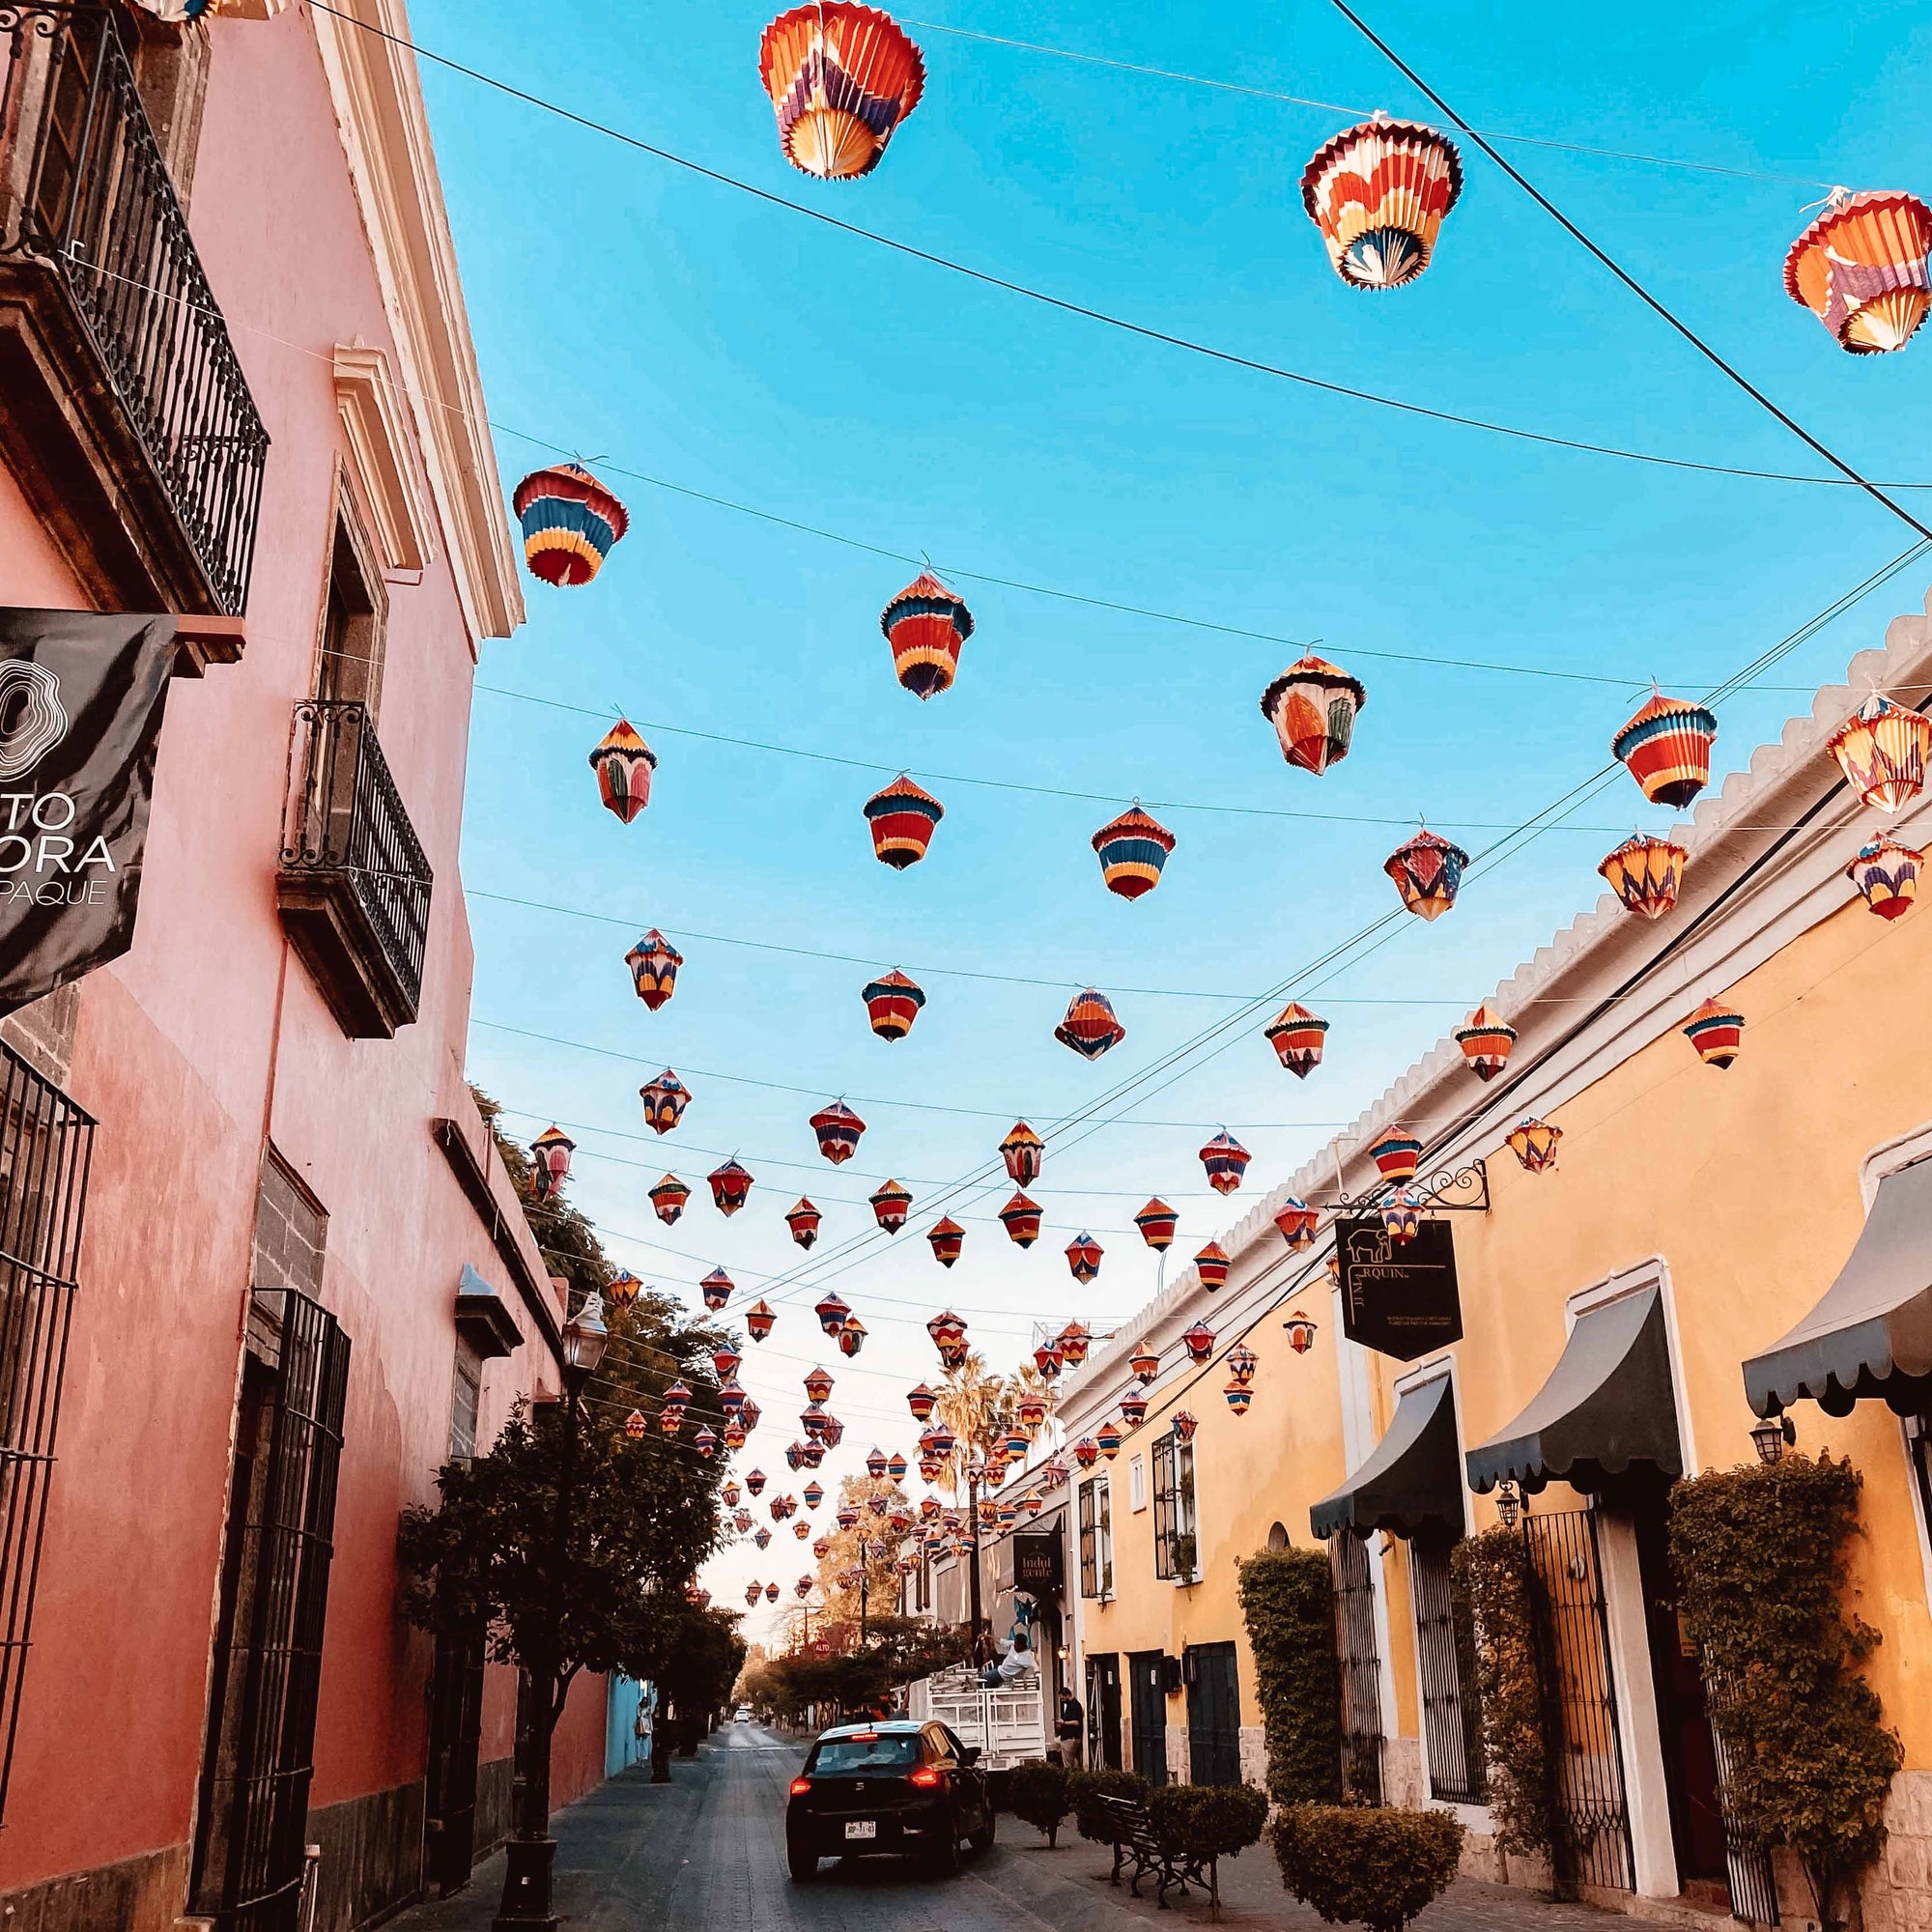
left=1094, top=1792, right=1210, bottom=1909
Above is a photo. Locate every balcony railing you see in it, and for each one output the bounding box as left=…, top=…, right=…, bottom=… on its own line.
left=0, top=3, right=268, bottom=613
left=278, top=700, right=433, bottom=1038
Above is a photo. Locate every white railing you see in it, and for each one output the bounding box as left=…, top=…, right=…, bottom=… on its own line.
left=907, top=1664, right=1046, bottom=1770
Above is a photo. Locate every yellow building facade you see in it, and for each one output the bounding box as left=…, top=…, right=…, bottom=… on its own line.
left=1039, top=589, right=1932, bottom=1931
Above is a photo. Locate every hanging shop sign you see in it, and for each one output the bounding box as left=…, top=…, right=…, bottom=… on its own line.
left=1336, top=1215, right=1463, bottom=1361
left=0, top=611, right=177, bottom=1015
left=1012, top=1530, right=1064, bottom=1598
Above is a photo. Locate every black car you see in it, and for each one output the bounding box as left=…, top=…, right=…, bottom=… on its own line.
left=785, top=1719, right=995, bottom=1880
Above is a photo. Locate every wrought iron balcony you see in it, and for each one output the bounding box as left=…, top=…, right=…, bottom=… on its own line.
left=0, top=3, right=268, bottom=624
left=278, top=700, right=433, bottom=1038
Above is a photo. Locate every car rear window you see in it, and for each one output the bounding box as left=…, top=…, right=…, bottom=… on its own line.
left=809, top=1734, right=922, bottom=1772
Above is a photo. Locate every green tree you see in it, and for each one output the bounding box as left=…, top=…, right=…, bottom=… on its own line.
left=1236, top=1548, right=1343, bottom=1805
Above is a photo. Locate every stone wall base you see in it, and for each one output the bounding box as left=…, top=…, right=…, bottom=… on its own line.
left=1164, top=1722, right=1189, bottom=1785
left=307, top=1778, right=424, bottom=1932
left=1238, top=1724, right=1266, bottom=1791
left=0, top=1838, right=187, bottom=1932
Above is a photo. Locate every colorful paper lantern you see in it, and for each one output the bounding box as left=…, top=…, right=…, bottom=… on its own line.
left=795, top=1577, right=813, bottom=1600
left=800, top=1405, right=830, bottom=1444
left=1783, top=189, right=1932, bottom=355
left=514, top=463, right=628, bottom=587
left=606, top=1271, right=642, bottom=1313
left=746, top=1468, right=766, bottom=1496
left=624, top=1408, right=646, bottom=1440
left=757, top=2, right=924, bottom=179
left=713, top=1341, right=743, bottom=1380
left=880, top=570, right=971, bottom=698
left=1227, top=1344, right=1258, bottom=1386
left=662, top=1378, right=691, bottom=1416
left=1225, top=1381, right=1253, bottom=1418
left=1058, top=1321, right=1092, bottom=1366
left=1264, top=1002, right=1329, bottom=1078
left=1260, top=655, right=1367, bottom=775
left=741, top=1397, right=762, bottom=1432
left=700, top=1267, right=733, bottom=1312
left=752, top=1526, right=769, bottom=1548
left=724, top=1420, right=747, bottom=1450
left=694, top=1425, right=718, bottom=1460
left=1180, top=1321, right=1215, bottom=1366
left=1065, top=1232, right=1103, bottom=1283
left=1096, top=1422, right=1122, bottom=1460
left=744, top=1582, right=760, bottom=1606
left=1283, top=1309, right=1318, bottom=1356
left=719, top=1380, right=748, bottom=1417
left=1033, top=1340, right=1065, bottom=1380
left=1830, top=694, right=1932, bottom=813
left=838, top=1314, right=868, bottom=1358
left=1000, top=1121, right=1044, bottom=1184
left=926, top=1216, right=965, bottom=1268
left=1506, top=1118, right=1563, bottom=1174
left=1003, top=1426, right=1029, bottom=1462
left=1455, top=1004, right=1518, bottom=1079
left=1599, top=834, right=1689, bottom=921
left=708, top=1158, right=753, bottom=1216
left=1370, top=1130, right=1422, bottom=1182
left=999, top=1190, right=1042, bottom=1247
left=923, top=1417, right=957, bottom=1456
left=1684, top=998, right=1745, bottom=1068
left=1133, top=1198, right=1178, bottom=1251
left=1172, top=1409, right=1199, bottom=1445
left=1194, top=1240, right=1230, bottom=1291
left=745, top=1299, right=777, bottom=1342
left=859, top=1179, right=906, bottom=1236
left=528, top=1126, right=574, bottom=1202
left=1847, top=837, right=1924, bottom=921
left=785, top=1198, right=822, bottom=1249
left=905, top=1382, right=937, bottom=1424
left=889, top=1452, right=907, bottom=1481
left=639, top=1070, right=691, bottom=1136
left=1130, top=1342, right=1159, bottom=1384
left=765, top=1581, right=779, bottom=1603
left=587, top=719, right=657, bottom=824
left=1119, top=1391, right=1149, bottom=1430
left=1074, top=1436, right=1099, bottom=1470
left=863, top=773, right=945, bottom=868
left=649, top=1174, right=690, bottom=1225
left=1273, top=1198, right=1319, bottom=1249
left=1091, top=805, right=1177, bottom=900
left=926, top=1308, right=967, bottom=1364
left=1199, top=1130, right=1251, bottom=1197
left=1301, top=117, right=1463, bottom=290
left=1612, top=693, right=1719, bottom=808
left=803, top=1366, right=835, bottom=1405
left=862, top=969, right=925, bottom=1041
left=1385, top=827, right=1470, bottom=920
left=1056, top=988, right=1125, bottom=1060
left=812, top=1292, right=850, bottom=1339
left=623, top=929, right=683, bottom=1011
left=1381, top=1189, right=1423, bottom=1245
left=807, top=1099, right=867, bottom=1167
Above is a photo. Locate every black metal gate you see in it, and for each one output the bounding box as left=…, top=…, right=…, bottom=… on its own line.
left=1329, top=1532, right=1383, bottom=1804
left=0, top=1043, right=93, bottom=1826
left=1522, top=1507, right=1634, bottom=1894
left=190, top=1290, right=351, bottom=1931
left=1410, top=1534, right=1486, bottom=1804
left=1708, top=1678, right=1780, bottom=1926
left=1184, top=1642, right=1241, bottom=1786
left=424, top=1628, right=487, bottom=1893
left=1087, top=1651, right=1122, bottom=1771
left=1127, top=1648, right=1167, bottom=1786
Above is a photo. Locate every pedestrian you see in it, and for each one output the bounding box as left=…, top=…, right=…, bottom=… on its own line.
left=1055, top=1686, right=1084, bottom=1769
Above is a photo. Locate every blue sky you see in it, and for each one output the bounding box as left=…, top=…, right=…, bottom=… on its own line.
left=412, top=0, right=1932, bottom=1619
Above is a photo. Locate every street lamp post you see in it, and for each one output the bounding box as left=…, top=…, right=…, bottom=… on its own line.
left=966, top=1456, right=987, bottom=1663
left=495, top=1293, right=608, bottom=1932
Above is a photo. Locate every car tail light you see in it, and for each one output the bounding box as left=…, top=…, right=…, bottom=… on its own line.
left=789, top=1777, right=812, bottom=1795
left=908, top=1766, right=942, bottom=1788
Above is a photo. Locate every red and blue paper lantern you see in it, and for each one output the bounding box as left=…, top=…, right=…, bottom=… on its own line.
left=588, top=719, right=657, bottom=822
left=1065, top=1232, right=1103, bottom=1283
left=625, top=929, right=683, bottom=1010
left=1612, top=693, right=1719, bottom=808
left=1056, top=988, right=1125, bottom=1060
left=1000, top=1121, right=1043, bottom=1183
left=1684, top=998, right=1745, bottom=1068
left=999, top=1191, right=1041, bottom=1247
left=1091, top=805, right=1176, bottom=899
left=864, top=774, right=945, bottom=867
left=708, top=1158, right=753, bottom=1216
left=838, top=1314, right=867, bottom=1358
left=863, top=969, right=925, bottom=1041
left=1096, top=1422, right=1122, bottom=1460
left=1194, top=1240, right=1230, bottom=1291
left=785, top=1198, right=822, bottom=1248
left=1386, top=828, right=1470, bottom=920
left=649, top=1174, right=690, bottom=1225
left=1265, top=1002, right=1329, bottom=1078
left=869, top=1179, right=913, bottom=1233
left=1134, top=1198, right=1178, bottom=1251
left=809, top=1099, right=867, bottom=1165
left=700, top=1267, right=733, bottom=1311
left=813, top=1291, right=851, bottom=1338
left=639, top=1069, right=692, bottom=1136
left=1225, top=1380, right=1253, bottom=1418
left=881, top=571, right=972, bottom=698
left=1848, top=837, right=1924, bottom=921
left=926, top=1216, right=965, bottom=1267
left=1261, top=654, right=1367, bottom=775
left=1273, top=1199, right=1318, bottom=1249
left=514, top=463, right=628, bottom=587
left=1370, top=1129, right=1423, bottom=1182
left=1199, top=1130, right=1251, bottom=1196
left=1455, top=1004, right=1518, bottom=1080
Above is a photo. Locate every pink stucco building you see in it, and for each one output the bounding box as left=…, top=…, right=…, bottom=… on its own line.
left=0, top=3, right=608, bottom=1926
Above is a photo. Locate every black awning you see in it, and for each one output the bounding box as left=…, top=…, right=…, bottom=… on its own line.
left=1744, top=1156, right=1932, bottom=1419
left=1466, top=1284, right=1682, bottom=1495
left=1310, top=1371, right=1463, bottom=1542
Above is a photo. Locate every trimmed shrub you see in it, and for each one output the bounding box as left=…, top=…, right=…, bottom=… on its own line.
left=1149, top=1782, right=1269, bottom=1915
left=1236, top=1547, right=1343, bottom=1805
left=1450, top=1525, right=1550, bottom=1861
left=1671, top=1453, right=1903, bottom=1932
left=1069, top=1766, right=1150, bottom=1845
left=1271, top=1804, right=1464, bottom=1932
left=1006, top=1757, right=1072, bottom=1848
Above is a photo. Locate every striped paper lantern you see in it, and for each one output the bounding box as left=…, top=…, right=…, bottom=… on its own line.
left=906, top=1382, right=937, bottom=1422
left=881, top=571, right=972, bottom=698
left=588, top=719, right=657, bottom=822
left=809, top=1098, right=867, bottom=1164
left=1829, top=694, right=1932, bottom=813
left=1370, top=1130, right=1422, bottom=1182
left=1784, top=190, right=1932, bottom=355
left=625, top=929, right=683, bottom=1009
left=639, top=1069, right=692, bottom=1136
left=784, top=1198, right=822, bottom=1248
left=757, top=4, right=925, bottom=181
left=813, top=1292, right=851, bottom=1338
left=926, top=1216, right=966, bottom=1268
left=1134, top=1198, right=1179, bottom=1251
left=1199, top=1130, right=1252, bottom=1196
left=1194, top=1240, right=1230, bottom=1291
left=1385, top=827, right=1470, bottom=920
left=1599, top=834, right=1688, bottom=921
left=1000, top=1121, right=1043, bottom=1184
left=1301, top=118, right=1463, bottom=290
left=999, top=1191, right=1041, bottom=1247
left=649, top=1173, right=690, bottom=1225
left=1273, top=1198, right=1318, bottom=1249
left=528, top=1126, right=574, bottom=1202
left=863, top=969, right=925, bottom=1040
left=1611, top=694, right=1718, bottom=808
left=700, top=1267, right=734, bottom=1312
left=1684, top=999, right=1745, bottom=1068
left=1225, top=1381, right=1253, bottom=1418
left=514, top=463, right=629, bottom=586
left=1129, top=1343, right=1159, bottom=1384
left=1119, top=1391, right=1149, bottom=1430
left=1847, top=836, right=1924, bottom=921
left=708, top=1159, right=754, bottom=1216
left=1264, top=1002, right=1329, bottom=1078
left=869, top=1179, right=913, bottom=1233
left=1259, top=655, right=1367, bottom=775
left=1058, top=1321, right=1091, bottom=1366
left=1056, top=987, right=1125, bottom=1060
left=1065, top=1232, right=1103, bottom=1283
left=864, top=773, right=945, bottom=867
left=1454, top=1004, right=1518, bottom=1080
left=1096, top=1422, right=1122, bottom=1460
left=1091, top=805, right=1177, bottom=899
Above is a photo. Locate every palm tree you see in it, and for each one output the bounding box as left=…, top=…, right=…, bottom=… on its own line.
left=933, top=1351, right=1007, bottom=1498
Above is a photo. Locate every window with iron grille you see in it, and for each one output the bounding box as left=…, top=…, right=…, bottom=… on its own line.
left=1330, top=1530, right=1384, bottom=1804
left=1079, top=1475, right=1112, bottom=1599
left=1152, top=1436, right=1197, bottom=1582
left=0, top=1043, right=93, bottom=1828
left=1152, top=1435, right=1176, bottom=1578
left=1409, top=1533, right=1487, bottom=1804
left=449, top=1336, right=482, bottom=1462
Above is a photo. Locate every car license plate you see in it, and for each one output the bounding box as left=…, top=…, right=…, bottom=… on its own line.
left=844, top=1820, right=877, bottom=1840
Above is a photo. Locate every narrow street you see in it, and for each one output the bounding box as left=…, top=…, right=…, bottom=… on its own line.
left=389, top=1726, right=1684, bottom=1932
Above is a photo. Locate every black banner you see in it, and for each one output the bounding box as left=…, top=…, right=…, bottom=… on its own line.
left=1337, top=1216, right=1463, bottom=1361
left=0, top=610, right=176, bottom=1015
left=1013, top=1530, right=1064, bottom=1598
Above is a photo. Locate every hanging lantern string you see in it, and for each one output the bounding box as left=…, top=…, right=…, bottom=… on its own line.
left=899, top=17, right=1840, bottom=188
left=290, top=5, right=1926, bottom=495
left=1326, top=0, right=1932, bottom=547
